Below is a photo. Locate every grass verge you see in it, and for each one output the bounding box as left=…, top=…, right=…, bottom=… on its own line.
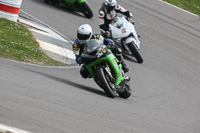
left=163, top=0, right=200, bottom=15
left=0, top=18, right=66, bottom=66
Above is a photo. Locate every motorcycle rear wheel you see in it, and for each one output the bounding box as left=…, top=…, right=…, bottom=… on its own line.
left=75, top=1, right=93, bottom=18
left=44, top=0, right=57, bottom=4
left=96, top=67, right=117, bottom=98
left=118, top=82, right=132, bottom=99
left=128, top=42, right=143, bottom=63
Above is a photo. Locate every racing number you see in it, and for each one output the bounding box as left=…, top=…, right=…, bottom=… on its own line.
left=122, top=28, right=126, bottom=34
left=94, top=34, right=100, bottom=39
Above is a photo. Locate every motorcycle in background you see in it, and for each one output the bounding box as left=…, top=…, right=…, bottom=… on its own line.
left=107, top=16, right=143, bottom=63
left=80, top=39, right=132, bottom=98
left=44, top=0, right=93, bottom=18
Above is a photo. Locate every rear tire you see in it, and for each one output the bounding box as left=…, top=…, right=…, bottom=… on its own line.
left=96, top=67, right=117, bottom=98
left=118, top=82, right=132, bottom=99
left=128, top=42, right=143, bottom=63
left=76, top=2, right=93, bottom=18
left=44, top=0, right=58, bottom=4
left=44, top=0, right=50, bottom=3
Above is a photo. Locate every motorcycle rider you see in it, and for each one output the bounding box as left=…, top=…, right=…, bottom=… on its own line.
left=98, top=0, right=134, bottom=37
left=73, top=24, right=129, bottom=79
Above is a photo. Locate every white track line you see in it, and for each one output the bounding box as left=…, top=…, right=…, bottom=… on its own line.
left=38, top=40, right=75, bottom=60
left=159, top=0, right=199, bottom=17
left=0, top=123, right=32, bottom=133
left=20, top=10, right=73, bottom=44
left=0, top=57, right=79, bottom=69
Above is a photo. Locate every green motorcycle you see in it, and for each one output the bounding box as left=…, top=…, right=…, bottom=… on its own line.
left=80, top=39, right=132, bottom=98
left=44, top=0, right=93, bottom=18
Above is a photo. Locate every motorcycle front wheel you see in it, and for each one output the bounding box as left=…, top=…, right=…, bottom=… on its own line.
left=128, top=42, right=143, bottom=63
left=96, top=67, right=117, bottom=98
left=75, top=1, right=93, bottom=18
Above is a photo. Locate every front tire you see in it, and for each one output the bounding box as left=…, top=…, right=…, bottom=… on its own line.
left=96, top=67, right=117, bottom=98
left=128, top=42, right=143, bottom=63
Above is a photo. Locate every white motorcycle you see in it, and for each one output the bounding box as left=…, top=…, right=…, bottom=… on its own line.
left=107, top=17, right=143, bottom=63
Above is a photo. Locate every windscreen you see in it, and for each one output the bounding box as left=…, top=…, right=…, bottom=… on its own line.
left=111, top=17, right=123, bottom=28
left=86, top=39, right=103, bottom=53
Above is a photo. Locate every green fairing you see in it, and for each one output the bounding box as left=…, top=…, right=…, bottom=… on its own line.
left=76, top=0, right=85, bottom=3
left=54, top=0, right=93, bottom=18
left=59, top=0, right=85, bottom=5
left=86, top=53, right=124, bottom=86
left=58, top=0, right=84, bottom=11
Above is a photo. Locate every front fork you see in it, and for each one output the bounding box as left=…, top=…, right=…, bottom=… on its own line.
left=94, top=62, right=115, bottom=84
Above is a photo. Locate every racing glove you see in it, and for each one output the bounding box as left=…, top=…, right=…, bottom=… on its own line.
left=105, top=31, right=111, bottom=38
left=127, top=17, right=135, bottom=25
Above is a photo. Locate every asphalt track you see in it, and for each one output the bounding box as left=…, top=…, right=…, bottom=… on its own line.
left=0, top=0, right=200, bottom=133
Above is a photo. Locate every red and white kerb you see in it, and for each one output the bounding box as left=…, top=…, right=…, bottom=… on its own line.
left=0, top=0, right=23, bottom=22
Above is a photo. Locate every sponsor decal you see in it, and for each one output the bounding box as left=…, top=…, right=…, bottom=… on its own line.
left=102, top=48, right=106, bottom=53
left=117, top=71, right=122, bottom=77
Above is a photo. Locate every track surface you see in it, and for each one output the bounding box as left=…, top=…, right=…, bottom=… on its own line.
left=0, top=0, right=200, bottom=132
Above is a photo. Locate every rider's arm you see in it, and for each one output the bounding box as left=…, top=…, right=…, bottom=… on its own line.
left=115, top=5, right=133, bottom=19
left=98, top=10, right=108, bottom=33
left=98, top=11, right=111, bottom=38
left=104, top=38, right=114, bottom=44
left=72, top=39, right=81, bottom=63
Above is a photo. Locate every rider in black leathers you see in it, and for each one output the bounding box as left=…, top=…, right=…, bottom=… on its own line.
left=98, top=0, right=134, bottom=37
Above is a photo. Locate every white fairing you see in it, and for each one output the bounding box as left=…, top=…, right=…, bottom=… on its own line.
left=109, top=17, right=140, bottom=49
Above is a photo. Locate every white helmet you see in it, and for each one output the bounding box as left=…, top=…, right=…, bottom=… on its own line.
left=104, top=0, right=117, bottom=13
left=77, top=24, right=93, bottom=44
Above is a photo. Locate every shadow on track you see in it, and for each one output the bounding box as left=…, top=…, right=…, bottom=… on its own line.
left=123, top=54, right=138, bottom=63
left=25, top=69, right=106, bottom=97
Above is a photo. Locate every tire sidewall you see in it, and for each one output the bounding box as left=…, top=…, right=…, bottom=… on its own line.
left=96, top=67, right=116, bottom=98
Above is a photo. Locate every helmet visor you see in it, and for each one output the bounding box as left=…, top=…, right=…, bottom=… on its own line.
left=77, top=33, right=91, bottom=40
left=105, top=5, right=115, bottom=12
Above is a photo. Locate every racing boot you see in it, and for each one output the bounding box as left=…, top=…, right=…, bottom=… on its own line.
left=116, top=53, right=129, bottom=73
left=125, top=75, right=130, bottom=81
left=116, top=56, right=130, bottom=80
left=113, top=46, right=130, bottom=73
left=121, top=60, right=129, bottom=73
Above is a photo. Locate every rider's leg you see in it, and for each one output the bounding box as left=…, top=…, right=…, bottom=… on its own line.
left=115, top=49, right=130, bottom=81
left=112, top=47, right=129, bottom=73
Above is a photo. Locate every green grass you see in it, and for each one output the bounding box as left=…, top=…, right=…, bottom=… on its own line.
left=0, top=131, right=12, bottom=133
left=0, top=18, right=66, bottom=65
left=163, top=0, right=200, bottom=15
